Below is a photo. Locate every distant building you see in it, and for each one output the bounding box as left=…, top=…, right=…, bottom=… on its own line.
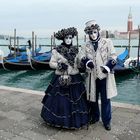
left=100, top=30, right=114, bottom=38
left=116, top=8, right=139, bottom=39
left=0, top=35, right=10, bottom=40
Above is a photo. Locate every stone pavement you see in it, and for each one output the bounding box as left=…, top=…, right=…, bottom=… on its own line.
left=0, top=85, right=140, bottom=140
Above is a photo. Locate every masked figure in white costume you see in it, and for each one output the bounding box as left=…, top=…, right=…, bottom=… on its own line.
left=41, top=27, right=89, bottom=129
left=79, top=20, right=117, bottom=130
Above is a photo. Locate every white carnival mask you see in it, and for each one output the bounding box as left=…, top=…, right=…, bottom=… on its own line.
left=64, top=35, right=73, bottom=45
left=89, top=29, right=99, bottom=41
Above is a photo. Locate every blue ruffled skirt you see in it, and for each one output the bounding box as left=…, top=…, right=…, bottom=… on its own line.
left=41, top=73, right=89, bottom=129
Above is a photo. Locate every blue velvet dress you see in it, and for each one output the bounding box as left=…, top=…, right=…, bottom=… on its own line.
left=41, top=73, right=89, bottom=129
left=41, top=45, right=89, bottom=129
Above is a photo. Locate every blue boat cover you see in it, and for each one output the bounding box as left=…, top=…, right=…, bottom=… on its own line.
left=117, top=49, right=129, bottom=61
left=34, top=51, right=52, bottom=61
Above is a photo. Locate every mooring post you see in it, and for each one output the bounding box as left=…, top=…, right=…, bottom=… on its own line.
left=32, top=31, right=35, bottom=56
left=137, top=25, right=140, bottom=69
left=14, top=29, right=16, bottom=57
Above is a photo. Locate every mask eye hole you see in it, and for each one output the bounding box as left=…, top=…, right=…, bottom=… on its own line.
left=93, top=31, right=97, bottom=34
left=88, top=31, right=93, bottom=35
left=65, top=36, right=72, bottom=39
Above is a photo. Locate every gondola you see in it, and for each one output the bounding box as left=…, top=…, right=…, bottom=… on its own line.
left=30, top=58, right=51, bottom=70
left=29, top=51, right=52, bottom=70
left=1, top=43, right=42, bottom=70
left=1, top=47, right=139, bottom=73
left=114, top=56, right=140, bottom=75
left=0, top=63, right=3, bottom=69
left=2, top=58, right=32, bottom=70
left=113, top=64, right=134, bottom=75
left=8, top=45, right=27, bottom=52
left=113, top=48, right=132, bottom=75
left=8, top=40, right=32, bottom=52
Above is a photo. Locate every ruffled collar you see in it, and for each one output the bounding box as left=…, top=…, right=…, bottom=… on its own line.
left=56, top=44, right=78, bottom=67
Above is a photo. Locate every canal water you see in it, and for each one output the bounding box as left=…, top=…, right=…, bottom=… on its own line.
left=0, top=69, right=139, bottom=105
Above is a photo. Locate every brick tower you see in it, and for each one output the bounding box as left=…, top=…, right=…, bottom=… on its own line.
left=127, top=7, right=133, bottom=32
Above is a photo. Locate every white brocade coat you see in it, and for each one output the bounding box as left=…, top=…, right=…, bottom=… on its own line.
left=79, top=38, right=118, bottom=102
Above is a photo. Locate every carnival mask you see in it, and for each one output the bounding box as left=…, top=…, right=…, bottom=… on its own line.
left=89, top=29, right=99, bottom=41
left=64, top=35, right=73, bottom=45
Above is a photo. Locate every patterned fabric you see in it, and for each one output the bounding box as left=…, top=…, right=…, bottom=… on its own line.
left=55, top=27, right=78, bottom=40
left=56, top=45, right=78, bottom=67
left=41, top=74, right=89, bottom=129
left=84, top=24, right=100, bottom=34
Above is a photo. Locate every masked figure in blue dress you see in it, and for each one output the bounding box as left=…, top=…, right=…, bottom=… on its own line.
left=41, top=27, right=89, bottom=129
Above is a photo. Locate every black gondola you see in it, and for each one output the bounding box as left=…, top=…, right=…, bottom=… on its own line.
left=8, top=40, right=32, bottom=52
left=0, top=63, right=3, bottom=69
left=30, top=57, right=52, bottom=70
left=113, top=65, right=134, bottom=75
left=2, top=58, right=32, bottom=70
left=8, top=45, right=27, bottom=52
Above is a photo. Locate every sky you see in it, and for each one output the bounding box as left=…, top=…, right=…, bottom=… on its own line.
left=0, top=0, right=140, bottom=37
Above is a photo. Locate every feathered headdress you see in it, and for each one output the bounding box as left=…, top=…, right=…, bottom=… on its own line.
left=84, top=20, right=100, bottom=34
left=55, top=27, right=78, bottom=40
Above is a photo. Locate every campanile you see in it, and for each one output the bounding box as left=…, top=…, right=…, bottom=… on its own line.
left=127, top=7, right=133, bottom=32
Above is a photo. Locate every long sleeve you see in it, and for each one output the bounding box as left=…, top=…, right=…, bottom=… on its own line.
left=101, top=39, right=117, bottom=73
left=49, top=49, right=58, bottom=69
left=77, top=44, right=87, bottom=61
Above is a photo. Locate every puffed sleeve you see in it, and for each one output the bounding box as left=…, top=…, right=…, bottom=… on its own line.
left=101, top=39, right=117, bottom=73
left=77, top=44, right=87, bottom=61
left=49, top=49, right=58, bottom=69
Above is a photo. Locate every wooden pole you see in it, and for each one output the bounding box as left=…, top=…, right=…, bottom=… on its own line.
left=9, top=37, right=12, bottom=55
left=53, top=32, right=56, bottom=47
left=137, top=26, right=140, bottom=69
left=51, top=35, right=53, bottom=50
left=84, top=35, right=86, bottom=42
left=17, top=36, right=19, bottom=54
left=128, top=31, right=131, bottom=58
left=35, top=35, right=37, bottom=55
left=14, top=29, right=16, bottom=57
left=106, top=30, right=109, bottom=38
left=32, top=31, right=35, bottom=56
left=76, top=33, right=79, bottom=48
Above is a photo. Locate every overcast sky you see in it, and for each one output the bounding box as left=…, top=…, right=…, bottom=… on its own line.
left=0, top=0, right=140, bottom=37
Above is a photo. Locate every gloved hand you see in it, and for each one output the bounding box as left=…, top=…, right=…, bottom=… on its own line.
left=58, top=62, right=68, bottom=71
left=81, top=57, right=90, bottom=65
left=102, top=67, right=108, bottom=73
left=86, top=61, right=94, bottom=69
left=106, top=59, right=117, bottom=71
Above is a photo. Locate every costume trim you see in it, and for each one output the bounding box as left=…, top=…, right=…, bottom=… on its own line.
left=56, top=45, right=78, bottom=67
left=86, top=59, right=94, bottom=70
left=42, top=121, right=88, bottom=130
left=43, top=105, right=88, bottom=119
left=101, top=66, right=110, bottom=73
left=46, top=90, right=86, bottom=104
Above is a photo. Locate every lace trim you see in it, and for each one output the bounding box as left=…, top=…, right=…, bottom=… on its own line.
left=56, top=45, right=78, bottom=67
left=44, top=121, right=88, bottom=130
left=46, top=90, right=86, bottom=104
left=55, top=81, right=83, bottom=87
left=43, top=105, right=88, bottom=119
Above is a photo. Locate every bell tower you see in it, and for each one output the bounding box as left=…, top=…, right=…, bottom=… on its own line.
left=127, top=7, right=133, bottom=32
